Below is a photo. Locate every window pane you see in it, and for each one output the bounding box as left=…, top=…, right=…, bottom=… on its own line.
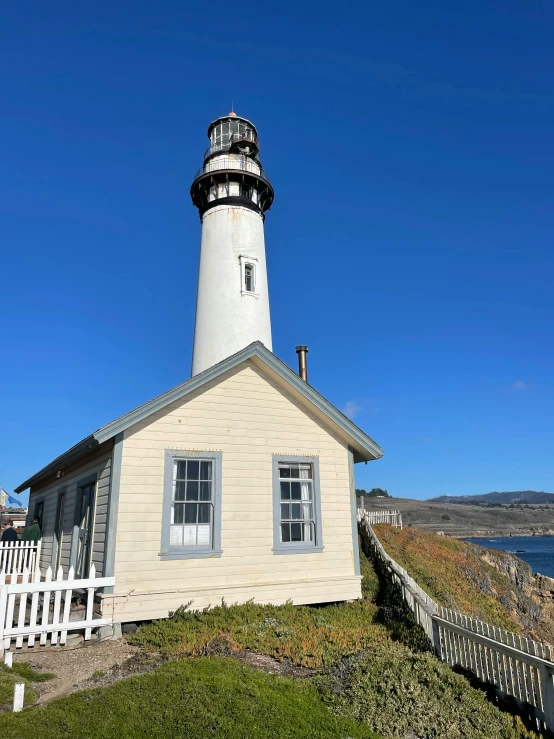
left=197, top=525, right=211, bottom=546
left=200, top=461, right=212, bottom=480
left=200, top=481, right=211, bottom=501
left=291, top=523, right=302, bottom=541
left=291, top=503, right=302, bottom=520
left=291, top=482, right=301, bottom=500
left=280, top=503, right=289, bottom=520
left=198, top=503, right=211, bottom=524
left=176, top=461, right=187, bottom=480
left=184, top=504, right=197, bottom=524
left=174, top=481, right=186, bottom=501
left=170, top=525, right=183, bottom=546
left=280, top=481, right=290, bottom=500
left=279, top=465, right=291, bottom=479
left=183, top=526, right=196, bottom=545
left=281, top=523, right=290, bottom=542
left=289, top=465, right=300, bottom=479
left=187, top=461, right=200, bottom=480
left=186, top=481, right=199, bottom=501
left=173, top=503, right=184, bottom=524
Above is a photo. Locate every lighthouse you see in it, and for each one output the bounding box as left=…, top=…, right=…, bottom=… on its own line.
left=190, top=113, right=274, bottom=376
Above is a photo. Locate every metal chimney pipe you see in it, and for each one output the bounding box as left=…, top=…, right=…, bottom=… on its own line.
left=295, top=346, right=308, bottom=382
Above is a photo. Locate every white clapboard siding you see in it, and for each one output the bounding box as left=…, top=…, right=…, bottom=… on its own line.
left=0, top=564, right=114, bottom=655
left=0, top=541, right=41, bottom=579
left=358, top=510, right=554, bottom=731
left=110, top=362, right=362, bottom=621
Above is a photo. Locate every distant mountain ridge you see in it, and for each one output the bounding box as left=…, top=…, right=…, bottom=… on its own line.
left=429, top=491, right=554, bottom=505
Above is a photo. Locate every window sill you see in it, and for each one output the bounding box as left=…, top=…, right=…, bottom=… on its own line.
left=159, top=549, right=223, bottom=561
left=273, top=545, right=324, bottom=555
left=241, top=291, right=259, bottom=298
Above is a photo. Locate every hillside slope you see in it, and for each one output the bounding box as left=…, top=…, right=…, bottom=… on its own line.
left=364, top=497, right=554, bottom=536
left=373, top=524, right=554, bottom=644
left=430, top=491, right=554, bottom=505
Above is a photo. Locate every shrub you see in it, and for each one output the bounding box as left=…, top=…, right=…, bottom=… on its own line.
left=129, top=550, right=391, bottom=669
left=321, top=642, right=539, bottom=739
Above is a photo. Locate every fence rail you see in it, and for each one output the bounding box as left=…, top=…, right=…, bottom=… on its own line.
left=357, top=504, right=402, bottom=528
left=0, top=541, right=41, bottom=580
left=358, top=509, right=554, bottom=730
left=0, top=564, right=114, bottom=654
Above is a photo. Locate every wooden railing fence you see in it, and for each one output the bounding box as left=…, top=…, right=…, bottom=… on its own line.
left=358, top=509, right=554, bottom=730
left=0, top=541, right=41, bottom=579
left=357, top=502, right=402, bottom=528
left=0, top=564, right=114, bottom=654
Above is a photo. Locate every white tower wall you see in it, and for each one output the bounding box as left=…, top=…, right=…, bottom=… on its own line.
left=190, top=113, right=274, bottom=376
left=192, top=204, right=272, bottom=375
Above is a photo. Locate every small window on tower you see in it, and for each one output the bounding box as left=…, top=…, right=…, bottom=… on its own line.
left=240, top=255, right=258, bottom=297
left=244, top=264, right=254, bottom=293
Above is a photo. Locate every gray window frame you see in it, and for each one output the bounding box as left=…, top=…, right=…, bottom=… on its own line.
left=272, top=455, right=324, bottom=555
left=160, top=450, right=223, bottom=561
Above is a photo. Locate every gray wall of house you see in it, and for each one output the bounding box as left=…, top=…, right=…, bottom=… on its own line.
left=28, top=448, right=113, bottom=575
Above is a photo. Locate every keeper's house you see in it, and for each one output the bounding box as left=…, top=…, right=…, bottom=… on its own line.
left=15, top=342, right=382, bottom=624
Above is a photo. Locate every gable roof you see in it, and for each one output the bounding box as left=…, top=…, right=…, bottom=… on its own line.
left=16, top=342, right=383, bottom=492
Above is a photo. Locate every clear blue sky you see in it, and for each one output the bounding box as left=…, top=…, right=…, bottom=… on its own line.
left=1, top=1, right=553, bottom=503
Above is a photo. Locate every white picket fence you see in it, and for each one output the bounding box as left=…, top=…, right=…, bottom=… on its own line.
left=0, top=541, right=41, bottom=579
left=0, top=564, right=114, bottom=654
left=358, top=509, right=554, bottom=730
left=357, top=502, right=403, bottom=528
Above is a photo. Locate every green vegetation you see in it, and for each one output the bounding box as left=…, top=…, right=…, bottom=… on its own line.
left=356, top=487, right=390, bottom=498
left=129, top=591, right=391, bottom=668
left=0, top=662, right=54, bottom=708
left=0, top=541, right=546, bottom=738
left=322, top=643, right=539, bottom=739
left=0, top=656, right=379, bottom=739
left=373, top=524, right=531, bottom=632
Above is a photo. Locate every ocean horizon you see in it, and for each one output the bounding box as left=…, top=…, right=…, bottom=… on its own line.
left=468, top=536, right=554, bottom=579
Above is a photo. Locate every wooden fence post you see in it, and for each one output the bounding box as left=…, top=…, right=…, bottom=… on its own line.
left=540, top=666, right=554, bottom=730
left=13, top=682, right=24, bottom=712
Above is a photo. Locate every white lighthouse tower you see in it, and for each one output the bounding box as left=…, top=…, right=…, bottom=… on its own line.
left=190, top=113, right=274, bottom=376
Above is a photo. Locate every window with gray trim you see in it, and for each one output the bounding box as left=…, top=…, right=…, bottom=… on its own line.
left=171, top=459, right=213, bottom=547
left=161, top=450, right=222, bottom=560
left=273, top=456, right=323, bottom=554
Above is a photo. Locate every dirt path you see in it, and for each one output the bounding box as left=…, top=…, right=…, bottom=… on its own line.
left=13, top=638, right=140, bottom=703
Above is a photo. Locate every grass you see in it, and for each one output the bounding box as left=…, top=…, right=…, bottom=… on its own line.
left=373, top=524, right=528, bottom=632
left=0, top=656, right=380, bottom=739
left=0, top=662, right=54, bottom=708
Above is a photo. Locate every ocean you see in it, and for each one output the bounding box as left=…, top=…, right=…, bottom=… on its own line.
left=468, top=536, right=554, bottom=579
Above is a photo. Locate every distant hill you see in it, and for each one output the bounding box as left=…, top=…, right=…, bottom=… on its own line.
left=429, top=491, right=554, bottom=505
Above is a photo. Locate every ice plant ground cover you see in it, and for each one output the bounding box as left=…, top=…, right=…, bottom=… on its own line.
left=373, top=524, right=552, bottom=641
